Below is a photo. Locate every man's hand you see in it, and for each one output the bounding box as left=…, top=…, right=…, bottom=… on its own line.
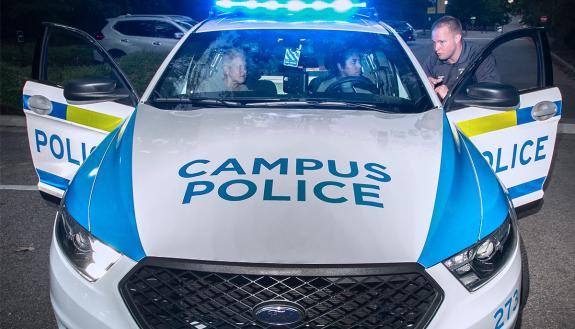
left=428, top=76, right=443, bottom=86
left=427, top=76, right=448, bottom=100
left=434, top=85, right=449, bottom=100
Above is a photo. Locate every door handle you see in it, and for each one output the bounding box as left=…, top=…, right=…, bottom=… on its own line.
left=121, top=39, right=129, bottom=43
left=531, top=101, right=557, bottom=121
left=152, top=41, right=161, bottom=46
left=28, top=95, right=52, bottom=115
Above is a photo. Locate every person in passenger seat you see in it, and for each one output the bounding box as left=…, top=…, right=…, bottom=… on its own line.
left=222, top=48, right=249, bottom=92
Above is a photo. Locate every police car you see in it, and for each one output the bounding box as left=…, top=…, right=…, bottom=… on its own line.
left=22, top=1, right=561, bottom=328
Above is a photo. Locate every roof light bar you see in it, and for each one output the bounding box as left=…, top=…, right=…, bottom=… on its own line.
left=215, top=0, right=367, bottom=13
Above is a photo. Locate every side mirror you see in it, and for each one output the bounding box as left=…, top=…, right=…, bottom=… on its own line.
left=453, top=82, right=520, bottom=111
left=174, top=32, right=184, bottom=39
left=63, top=78, right=130, bottom=104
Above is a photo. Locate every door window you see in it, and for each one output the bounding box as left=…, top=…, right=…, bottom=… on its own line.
left=44, top=28, right=132, bottom=105
left=450, top=35, right=542, bottom=107
left=152, top=21, right=181, bottom=39
left=113, top=21, right=136, bottom=36
left=486, top=37, right=539, bottom=91
left=114, top=21, right=154, bottom=37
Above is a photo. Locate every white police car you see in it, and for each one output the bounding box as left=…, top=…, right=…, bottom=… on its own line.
left=22, top=1, right=561, bottom=328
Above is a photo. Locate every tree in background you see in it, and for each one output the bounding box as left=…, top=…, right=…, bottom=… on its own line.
left=446, top=0, right=510, bottom=30
left=514, top=0, right=575, bottom=50
left=0, top=0, right=190, bottom=42
left=374, top=0, right=428, bottom=28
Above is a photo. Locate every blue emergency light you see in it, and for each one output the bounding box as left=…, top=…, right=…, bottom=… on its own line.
left=215, top=0, right=367, bottom=14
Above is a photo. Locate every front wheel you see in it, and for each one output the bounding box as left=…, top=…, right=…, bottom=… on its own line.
left=514, top=235, right=530, bottom=329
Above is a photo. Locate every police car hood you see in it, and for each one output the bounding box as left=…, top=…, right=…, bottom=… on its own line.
left=130, top=104, right=448, bottom=264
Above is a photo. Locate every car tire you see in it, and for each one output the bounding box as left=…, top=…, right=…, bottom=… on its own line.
left=108, top=49, right=126, bottom=59
left=514, top=235, right=530, bottom=329
left=40, top=191, right=61, bottom=209
left=519, top=235, right=530, bottom=307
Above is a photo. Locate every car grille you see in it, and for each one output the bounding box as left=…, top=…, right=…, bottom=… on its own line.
left=120, top=259, right=443, bottom=329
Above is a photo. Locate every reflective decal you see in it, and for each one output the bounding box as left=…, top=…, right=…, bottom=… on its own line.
left=508, top=177, right=546, bottom=199
left=37, top=169, right=70, bottom=190
left=67, top=105, right=123, bottom=132
left=456, top=101, right=562, bottom=138
left=178, top=158, right=391, bottom=208
left=23, top=95, right=123, bottom=132
left=481, top=136, right=549, bottom=173
left=34, top=128, right=96, bottom=165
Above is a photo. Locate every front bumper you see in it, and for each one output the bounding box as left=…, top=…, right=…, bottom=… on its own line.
left=50, top=237, right=140, bottom=329
left=50, top=236, right=521, bottom=329
left=426, top=236, right=522, bottom=329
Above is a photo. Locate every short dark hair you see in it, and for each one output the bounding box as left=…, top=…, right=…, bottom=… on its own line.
left=432, top=16, right=463, bottom=35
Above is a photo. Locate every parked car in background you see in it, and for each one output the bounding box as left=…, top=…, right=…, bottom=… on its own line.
left=95, top=14, right=197, bottom=58
left=385, top=20, right=416, bottom=42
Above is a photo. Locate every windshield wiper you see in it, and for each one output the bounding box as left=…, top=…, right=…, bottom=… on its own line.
left=244, top=99, right=399, bottom=113
left=188, top=97, right=243, bottom=107
left=151, top=96, right=242, bottom=107
left=151, top=97, right=404, bottom=113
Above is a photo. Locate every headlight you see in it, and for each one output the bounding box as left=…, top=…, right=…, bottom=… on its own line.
left=55, top=206, right=121, bottom=282
left=442, top=216, right=516, bottom=291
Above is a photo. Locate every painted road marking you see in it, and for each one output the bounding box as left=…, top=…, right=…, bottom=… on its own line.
left=559, top=123, right=575, bottom=135
left=0, top=185, right=37, bottom=191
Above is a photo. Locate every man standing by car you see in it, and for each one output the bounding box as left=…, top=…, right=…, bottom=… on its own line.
left=424, top=16, right=500, bottom=100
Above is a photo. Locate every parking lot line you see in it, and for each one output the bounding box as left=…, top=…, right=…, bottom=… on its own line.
left=559, top=123, right=575, bottom=134
left=0, top=185, right=37, bottom=191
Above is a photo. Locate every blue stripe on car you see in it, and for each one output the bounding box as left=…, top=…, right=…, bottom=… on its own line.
left=37, top=169, right=69, bottom=191
left=66, top=127, right=121, bottom=230
left=508, top=176, right=546, bottom=199
left=459, top=134, right=509, bottom=240
left=86, top=112, right=146, bottom=261
left=23, top=95, right=67, bottom=119
left=417, top=117, right=483, bottom=268
left=23, top=95, right=29, bottom=110
left=516, top=101, right=562, bottom=125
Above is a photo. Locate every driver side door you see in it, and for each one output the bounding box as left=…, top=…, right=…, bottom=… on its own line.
left=444, top=28, right=561, bottom=208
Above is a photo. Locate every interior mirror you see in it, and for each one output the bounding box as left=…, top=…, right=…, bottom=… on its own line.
left=174, top=32, right=184, bottom=39
left=63, top=78, right=130, bottom=104
left=453, top=82, right=520, bottom=111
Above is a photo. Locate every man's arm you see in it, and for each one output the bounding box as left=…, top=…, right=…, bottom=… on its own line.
left=422, top=54, right=434, bottom=79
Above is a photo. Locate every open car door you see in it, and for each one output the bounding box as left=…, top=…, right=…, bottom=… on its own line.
left=444, top=28, right=561, bottom=208
left=23, top=23, right=138, bottom=198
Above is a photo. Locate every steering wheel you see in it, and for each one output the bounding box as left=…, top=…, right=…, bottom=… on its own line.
left=325, top=76, right=378, bottom=94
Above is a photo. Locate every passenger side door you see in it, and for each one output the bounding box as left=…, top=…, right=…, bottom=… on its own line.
left=23, top=23, right=138, bottom=198
left=444, top=28, right=561, bottom=208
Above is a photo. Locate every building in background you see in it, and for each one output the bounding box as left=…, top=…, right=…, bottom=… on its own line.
left=427, top=0, right=447, bottom=27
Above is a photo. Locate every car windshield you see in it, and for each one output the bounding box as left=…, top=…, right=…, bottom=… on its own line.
left=149, top=29, right=433, bottom=113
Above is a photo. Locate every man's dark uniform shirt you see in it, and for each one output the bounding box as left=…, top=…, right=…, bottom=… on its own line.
left=423, top=40, right=500, bottom=91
